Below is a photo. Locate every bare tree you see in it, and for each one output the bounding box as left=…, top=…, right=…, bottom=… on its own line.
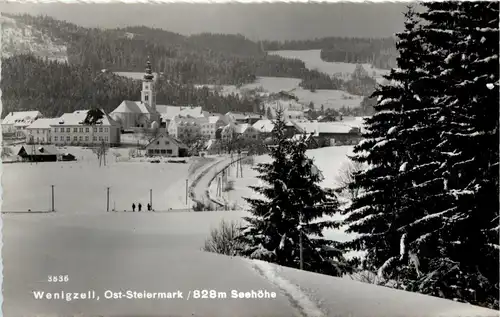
left=335, top=159, right=365, bottom=199
left=128, top=148, right=137, bottom=159
left=91, top=140, right=109, bottom=167
left=202, top=220, right=243, bottom=256
left=2, top=146, right=13, bottom=159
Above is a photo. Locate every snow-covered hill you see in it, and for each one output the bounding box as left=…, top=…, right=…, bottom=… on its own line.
left=1, top=15, right=68, bottom=62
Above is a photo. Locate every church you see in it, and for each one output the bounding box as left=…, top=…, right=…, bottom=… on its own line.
left=110, top=58, right=162, bottom=130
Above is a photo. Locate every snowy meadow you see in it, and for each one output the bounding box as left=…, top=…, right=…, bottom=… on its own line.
left=1, top=147, right=192, bottom=213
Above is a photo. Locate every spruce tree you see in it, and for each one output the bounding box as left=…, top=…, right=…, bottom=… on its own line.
left=343, top=6, right=433, bottom=282
left=401, top=1, right=499, bottom=308
left=239, top=106, right=349, bottom=276
left=346, top=2, right=499, bottom=309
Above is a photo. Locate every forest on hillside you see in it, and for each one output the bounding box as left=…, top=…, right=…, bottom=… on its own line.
left=1, top=54, right=258, bottom=118
left=262, top=37, right=398, bottom=69
left=4, top=13, right=349, bottom=87
left=2, top=13, right=386, bottom=117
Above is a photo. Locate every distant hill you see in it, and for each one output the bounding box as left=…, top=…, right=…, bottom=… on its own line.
left=1, top=13, right=397, bottom=118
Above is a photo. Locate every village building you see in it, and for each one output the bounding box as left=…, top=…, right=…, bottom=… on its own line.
left=225, top=112, right=263, bottom=125
left=167, top=116, right=202, bottom=142
left=26, top=118, right=58, bottom=144
left=51, top=110, right=121, bottom=146
left=289, top=133, right=319, bottom=149
left=235, top=123, right=260, bottom=140
left=14, top=144, right=60, bottom=162
left=158, top=105, right=208, bottom=128
left=220, top=122, right=237, bottom=141
left=198, top=116, right=227, bottom=139
left=252, top=119, right=302, bottom=139
left=221, top=122, right=260, bottom=141
left=252, top=119, right=275, bottom=138
left=145, top=133, right=188, bottom=157
left=294, top=121, right=362, bottom=147
left=2, top=111, right=44, bottom=138
left=110, top=58, right=161, bottom=130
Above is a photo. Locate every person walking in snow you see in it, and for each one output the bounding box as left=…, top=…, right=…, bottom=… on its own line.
left=138, top=203, right=142, bottom=212
left=147, top=203, right=151, bottom=211
left=132, top=203, right=136, bottom=212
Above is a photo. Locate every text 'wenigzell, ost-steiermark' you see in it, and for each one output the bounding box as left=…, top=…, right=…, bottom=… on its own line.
left=33, top=289, right=278, bottom=301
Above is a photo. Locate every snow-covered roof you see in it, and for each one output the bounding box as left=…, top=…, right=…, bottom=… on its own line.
left=51, top=110, right=118, bottom=127
left=17, top=144, right=59, bottom=156
left=26, top=118, right=58, bottom=129
left=172, top=116, right=201, bottom=126
left=295, top=122, right=360, bottom=134
left=226, top=112, right=262, bottom=121
left=145, top=133, right=188, bottom=149
left=157, top=105, right=204, bottom=121
left=234, top=123, right=252, bottom=134
left=2, top=111, right=43, bottom=125
left=253, top=119, right=275, bottom=133
left=208, top=116, right=222, bottom=124
left=290, top=133, right=315, bottom=142
left=112, top=100, right=155, bottom=115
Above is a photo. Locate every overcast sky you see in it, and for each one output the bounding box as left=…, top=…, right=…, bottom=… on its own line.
left=0, top=2, right=412, bottom=40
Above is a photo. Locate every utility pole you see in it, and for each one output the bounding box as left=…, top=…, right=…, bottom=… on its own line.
left=240, top=157, right=243, bottom=178
left=106, top=187, right=110, bottom=212
left=150, top=189, right=152, bottom=209
left=51, top=185, right=55, bottom=212
left=185, top=179, right=188, bottom=205
left=299, top=214, right=303, bottom=270
left=103, top=141, right=106, bottom=166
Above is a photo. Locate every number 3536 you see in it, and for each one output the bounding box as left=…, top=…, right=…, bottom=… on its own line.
left=48, top=275, right=69, bottom=282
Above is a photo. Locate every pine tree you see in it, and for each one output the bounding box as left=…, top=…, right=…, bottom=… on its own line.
left=239, top=106, right=350, bottom=276
left=343, top=6, right=434, bottom=282
left=400, top=1, right=499, bottom=308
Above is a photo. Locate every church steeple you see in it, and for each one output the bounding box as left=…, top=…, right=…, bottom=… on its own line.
left=144, top=56, right=154, bottom=81
left=141, top=56, right=156, bottom=111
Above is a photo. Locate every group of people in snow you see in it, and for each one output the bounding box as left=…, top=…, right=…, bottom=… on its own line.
left=131, top=203, right=153, bottom=212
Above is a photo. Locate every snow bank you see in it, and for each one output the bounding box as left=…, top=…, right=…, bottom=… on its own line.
left=250, top=260, right=325, bottom=317
left=269, top=262, right=498, bottom=317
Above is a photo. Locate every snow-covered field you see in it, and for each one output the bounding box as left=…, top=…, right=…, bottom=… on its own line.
left=4, top=211, right=495, bottom=317
left=197, top=76, right=363, bottom=110
left=3, top=147, right=497, bottom=316
left=268, top=49, right=389, bottom=84
left=1, top=146, right=194, bottom=213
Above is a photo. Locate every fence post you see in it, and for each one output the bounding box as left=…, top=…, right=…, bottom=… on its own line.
left=107, top=187, right=110, bottom=212
left=185, top=179, right=188, bottom=205
left=51, top=185, right=55, bottom=212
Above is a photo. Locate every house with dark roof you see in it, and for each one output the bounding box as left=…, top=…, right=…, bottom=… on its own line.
left=145, top=133, right=188, bottom=157
left=16, top=145, right=60, bottom=162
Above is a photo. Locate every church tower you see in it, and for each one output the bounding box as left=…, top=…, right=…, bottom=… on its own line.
left=141, top=57, right=156, bottom=111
